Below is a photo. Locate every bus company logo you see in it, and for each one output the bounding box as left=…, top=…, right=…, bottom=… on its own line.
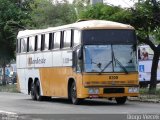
left=28, top=57, right=46, bottom=66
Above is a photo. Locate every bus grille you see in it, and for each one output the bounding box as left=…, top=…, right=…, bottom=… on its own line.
left=103, top=88, right=124, bottom=94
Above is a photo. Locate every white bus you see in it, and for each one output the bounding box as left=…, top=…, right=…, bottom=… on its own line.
left=138, top=45, right=160, bottom=87
left=16, top=20, right=139, bottom=105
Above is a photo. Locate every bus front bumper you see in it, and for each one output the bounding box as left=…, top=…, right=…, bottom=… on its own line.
left=77, top=87, right=139, bottom=98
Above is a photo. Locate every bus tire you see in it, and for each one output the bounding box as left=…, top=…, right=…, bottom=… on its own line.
left=70, top=81, right=81, bottom=105
left=31, top=82, right=36, bottom=100
left=35, top=80, right=43, bottom=101
left=115, top=97, right=127, bottom=104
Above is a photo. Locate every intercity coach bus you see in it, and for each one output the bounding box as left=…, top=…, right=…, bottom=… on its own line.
left=16, top=20, right=139, bottom=105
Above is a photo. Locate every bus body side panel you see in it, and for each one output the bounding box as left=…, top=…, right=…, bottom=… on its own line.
left=38, top=50, right=73, bottom=97
left=39, top=67, right=73, bottom=97
left=17, top=54, right=27, bottom=94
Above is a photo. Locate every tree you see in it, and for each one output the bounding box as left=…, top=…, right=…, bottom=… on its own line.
left=0, top=0, right=29, bottom=85
left=79, top=3, right=131, bottom=23
left=130, top=0, right=160, bottom=93
left=73, top=0, right=90, bottom=18
left=29, top=0, right=77, bottom=28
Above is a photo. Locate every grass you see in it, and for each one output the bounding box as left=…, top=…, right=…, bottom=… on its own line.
left=140, top=88, right=160, bottom=94
left=139, top=88, right=160, bottom=99
left=0, top=84, right=19, bottom=93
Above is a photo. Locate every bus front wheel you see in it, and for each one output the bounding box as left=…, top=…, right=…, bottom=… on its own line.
left=70, top=82, right=82, bottom=105
left=115, top=97, right=127, bottom=104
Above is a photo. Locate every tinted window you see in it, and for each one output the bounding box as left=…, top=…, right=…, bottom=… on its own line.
left=41, top=34, right=45, bottom=50
left=49, top=33, right=54, bottom=50
left=64, top=30, right=71, bottom=48
left=21, top=38, right=27, bottom=52
left=17, top=39, right=21, bottom=53
left=29, top=37, right=35, bottom=52
left=44, top=33, right=49, bottom=50
left=82, top=29, right=136, bottom=45
left=37, top=35, right=41, bottom=51
left=54, top=32, right=60, bottom=49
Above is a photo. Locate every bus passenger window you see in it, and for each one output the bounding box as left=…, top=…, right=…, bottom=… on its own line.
left=29, top=37, right=35, bottom=52
left=17, top=39, right=21, bottom=53
left=64, top=30, right=71, bottom=48
left=49, top=33, right=54, bottom=50
left=44, top=33, right=49, bottom=50
left=21, top=38, right=27, bottom=53
left=54, top=32, right=60, bottom=49
left=41, top=34, right=45, bottom=51
left=37, top=35, right=41, bottom=51
left=74, top=30, right=81, bottom=47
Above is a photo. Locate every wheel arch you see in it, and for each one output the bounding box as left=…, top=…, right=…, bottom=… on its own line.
left=68, top=77, right=76, bottom=99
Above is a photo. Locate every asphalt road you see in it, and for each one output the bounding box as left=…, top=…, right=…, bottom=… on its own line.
left=0, top=92, right=160, bottom=120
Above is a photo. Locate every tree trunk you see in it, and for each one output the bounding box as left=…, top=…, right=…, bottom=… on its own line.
left=149, top=51, right=159, bottom=93
left=2, top=65, right=6, bottom=85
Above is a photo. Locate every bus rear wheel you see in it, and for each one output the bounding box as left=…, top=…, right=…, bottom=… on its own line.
left=35, top=80, right=43, bottom=101
left=70, top=82, right=82, bottom=105
left=31, top=82, right=36, bottom=100
left=115, top=97, right=127, bottom=104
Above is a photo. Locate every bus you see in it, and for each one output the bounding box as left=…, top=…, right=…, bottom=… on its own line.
left=138, top=45, right=160, bottom=87
left=16, top=20, right=139, bottom=105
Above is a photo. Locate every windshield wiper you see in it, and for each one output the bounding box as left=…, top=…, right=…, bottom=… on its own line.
left=111, top=45, right=128, bottom=74
left=100, top=60, right=112, bottom=73
left=114, top=58, right=128, bottom=74
left=91, top=59, right=102, bottom=70
left=99, top=45, right=128, bottom=74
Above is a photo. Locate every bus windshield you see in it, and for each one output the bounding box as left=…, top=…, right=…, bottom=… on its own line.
left=84, top=45, right=137, bottom=73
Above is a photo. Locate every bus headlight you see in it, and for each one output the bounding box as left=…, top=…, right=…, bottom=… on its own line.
left=128, top=87, right=139, bottom=93
left=88, top=88, right=99, bottom=94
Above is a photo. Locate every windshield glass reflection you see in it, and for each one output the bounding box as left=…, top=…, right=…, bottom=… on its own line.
left=84, top=45, right=137, bottom=73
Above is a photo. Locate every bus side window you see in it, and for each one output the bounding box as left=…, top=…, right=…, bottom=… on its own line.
left=60, top=31, right=64, bottom=49
left=49, top=33, right=54, bottom=50
left=73, top=30, right=81, bottom=47
left=21, top=38, right=27, bottom=53
left=63, top=30, right=71, bottom=48
left=29, top=36, right=35, bottom=52
left=41, top=34, right=45, bottom=51
left=17, top=39, right=21, bottom=53
left=54, top=32, right=60, bottom=49
left=36, top=35, right=41, bottom=51
left=44, top=33, right=49, bottom=50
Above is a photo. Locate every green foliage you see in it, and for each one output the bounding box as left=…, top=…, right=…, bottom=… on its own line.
left=0, top=0, right=27, bottom=66
left=30, top=0, right=77, bottom=28
left=79, top=3, right=132, bottom=24
left=0, top=84, right=18, bottom=93
left=129, top=0, right=160, bottom=43
left=0, top=0, right=30, bottom=85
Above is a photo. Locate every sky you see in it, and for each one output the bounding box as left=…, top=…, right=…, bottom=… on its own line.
left=104, top=0, right=136, bottom=8
left=68, top=0, right=136, bottom=8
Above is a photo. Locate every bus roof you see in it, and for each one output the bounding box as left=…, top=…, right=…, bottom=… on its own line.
left=17, top=20, right=134, bottom=38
